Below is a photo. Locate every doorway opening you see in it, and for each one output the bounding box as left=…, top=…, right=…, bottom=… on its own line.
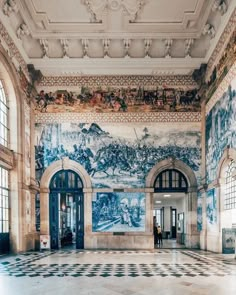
left=49, top=170, right=84, bottom=249
left=153, top=169, right=188, bottom=249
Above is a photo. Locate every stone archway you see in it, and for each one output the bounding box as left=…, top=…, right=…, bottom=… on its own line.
left=146, top=157, right=199, bottom=248
left=40, top=158, right=92, bottom=237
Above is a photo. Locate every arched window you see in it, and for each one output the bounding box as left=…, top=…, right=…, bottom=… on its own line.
left=50, top=170, right=83, bottom=191
left=225, top=160, right=236, bottom=210
left=0, top=80, right=9, bottom=147
left=154, top=169, right=188, bottom=192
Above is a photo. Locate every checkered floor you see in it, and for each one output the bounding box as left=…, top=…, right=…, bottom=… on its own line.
left=0, top=250, right=235, bottom=278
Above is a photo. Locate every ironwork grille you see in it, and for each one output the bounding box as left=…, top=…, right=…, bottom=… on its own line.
left=154, top=169, right=188, bottom=192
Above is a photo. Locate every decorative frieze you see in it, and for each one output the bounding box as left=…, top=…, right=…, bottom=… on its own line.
left=38, top=75, right=198, bottom=88
left=35, top=111, right=201, bottom=124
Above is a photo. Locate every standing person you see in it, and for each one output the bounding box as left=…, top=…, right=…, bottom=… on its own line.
left=153, top=216, right=158, bottom=246
left=157, top=225, right=163, bottom=247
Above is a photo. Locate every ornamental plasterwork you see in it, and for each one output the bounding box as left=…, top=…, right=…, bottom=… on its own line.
left=205, top=61, right=236, bottom=115
left=206, top=8, right=236, bottom=82
left=35, top=111, right=201, bottom=124
left=0, top=21, right=28, bottom=77
left=3, top=0, right=18, bottom=16
left=83, top=0, right=146, bottom=22
left=38, top=75, right=198, bottom=88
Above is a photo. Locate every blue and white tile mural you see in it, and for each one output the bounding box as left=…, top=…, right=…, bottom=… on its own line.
left=197, top=192, right=203, bottom=232
left=35, top=122, right=201, bottom=188
left=92, top=192, right=145, bottom=232
left=206, top=189, right=217, bottom=226
left=206, top=78, right=236, bottom=183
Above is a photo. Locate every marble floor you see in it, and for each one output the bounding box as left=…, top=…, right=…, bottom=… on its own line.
left=155, top=239, right=186, bottom=249
left=0, top=249, right=236, bottom=295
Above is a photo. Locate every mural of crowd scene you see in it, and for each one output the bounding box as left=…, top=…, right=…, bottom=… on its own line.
left=206, top=78, right=236, bottom=183
left=35, top=122, right=201, bottom=188
left=207, top=31, right=236, bottom=100
left=34, top=86, right=201, bottom=113
left=197, top=192, right=203, bottom=232
left=92, top=192, right=145, bottom=232
left=206, top=189, right=217, bottom=226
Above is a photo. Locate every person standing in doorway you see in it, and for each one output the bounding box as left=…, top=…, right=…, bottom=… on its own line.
left=157, top=224, right=163, bottom=247
left=153, top=216, right=158, bottom=245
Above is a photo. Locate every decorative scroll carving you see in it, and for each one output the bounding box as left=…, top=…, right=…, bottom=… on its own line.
left=83, top=0, right=146, bottom=22
left=185, top=39, right=194, bottom=57
left=165, top=39, right=173, bottom=58
left=60, top=39, right=69, bottom=57
left=144, top=39, right=152, bottom=57
left=3, top=0, right=18, bottom=16
left=40, top=39, right=49, bottom=57
left=203, top=24, right=216, bottom=39
left=16, top=23, right=30, bottom=39
left=212, top=0, right=227, bottom=15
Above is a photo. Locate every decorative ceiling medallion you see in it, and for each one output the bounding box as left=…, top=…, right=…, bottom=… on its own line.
left=109, top=0, right=121, bottom=10
left=83, top=0, right=146, bottom=22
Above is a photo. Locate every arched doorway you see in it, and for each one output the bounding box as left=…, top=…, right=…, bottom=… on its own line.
left=153, top=169, right=188, bottom=247
left=146, top=158, right=199, bottom=249
left=39, top=158, right=92, bottom=250
left=49, top=170, right=84, bottom=249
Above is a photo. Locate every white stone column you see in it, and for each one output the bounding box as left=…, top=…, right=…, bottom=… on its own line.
left=185, top=190, right=199, bottom=248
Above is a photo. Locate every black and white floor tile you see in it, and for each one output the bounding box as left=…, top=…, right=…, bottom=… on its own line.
left=0, top=250, right=235, bottom=279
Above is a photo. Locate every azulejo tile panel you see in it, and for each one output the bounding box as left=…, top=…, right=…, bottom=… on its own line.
left=205, top=71, right=236, bottom=183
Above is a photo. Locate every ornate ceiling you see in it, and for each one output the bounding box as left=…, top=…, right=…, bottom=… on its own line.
left=0, top=0, right=235, bottom=76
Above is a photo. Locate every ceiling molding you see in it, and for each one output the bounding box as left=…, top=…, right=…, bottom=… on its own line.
left=30, top=56, right=203, bottom=76
left=14, top=0, right=213, bottom=36
left=0, top=19, right=29, bottom=77
left=0, top=0, right=235, bottom=77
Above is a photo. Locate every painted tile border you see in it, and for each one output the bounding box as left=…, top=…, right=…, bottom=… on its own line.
left=35, top=111, right=201, bottom=124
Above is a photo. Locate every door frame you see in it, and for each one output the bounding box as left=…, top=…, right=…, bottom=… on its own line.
left=49, top=189, right=84, bottom=249
left=39, top=158, right=92, bottom=248
left=146, top=158, right=199, bottom=248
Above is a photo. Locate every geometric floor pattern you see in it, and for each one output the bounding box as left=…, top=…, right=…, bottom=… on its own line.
left=1, top=250, right=236, bottom=278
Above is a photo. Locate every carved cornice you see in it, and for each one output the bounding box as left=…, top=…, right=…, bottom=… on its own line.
left=0, top=20, right=28, bottom=77
left=35, top=112, right=201, bottom=124
left=0, top=144, right=14, bottom=170
left=38, top=75, right=198, bottom=88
